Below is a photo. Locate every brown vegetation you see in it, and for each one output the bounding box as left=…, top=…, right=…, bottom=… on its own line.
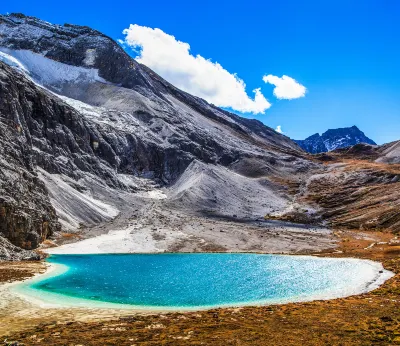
left=2, top=230, right=399, bottom=346
left=0, top=261, right=46, bottom=284
left=303, top=160, right=400, bottom=233
left=270, top=152, right=400, bottom=234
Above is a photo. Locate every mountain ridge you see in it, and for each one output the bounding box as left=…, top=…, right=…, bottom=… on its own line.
left=295, top=125, right=376, bottom=154
left=0, top=13, right=318, bottom=259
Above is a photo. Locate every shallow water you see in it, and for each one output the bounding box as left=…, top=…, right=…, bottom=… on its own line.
left=16, top=254, right=392, bottom=309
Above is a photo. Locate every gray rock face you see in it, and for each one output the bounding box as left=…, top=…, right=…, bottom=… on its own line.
left=376, top=140, right=400, bottom=164
left=0, top=62, right=61, bottom=251
left=0, top=236, right=40, bottom=261
left=295, top=126, right=376, bottom=154
left=0, top=13, right=314, bottom=257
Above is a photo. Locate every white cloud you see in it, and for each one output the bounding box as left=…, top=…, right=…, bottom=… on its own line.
left=122, top=25, right=271, bottom=114
left=275, top=125, right=283, bottom=133
left=262, top=75, right=306, bottom=100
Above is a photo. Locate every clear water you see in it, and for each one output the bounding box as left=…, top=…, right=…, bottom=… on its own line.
left=21, top=253, right=389, bottom=309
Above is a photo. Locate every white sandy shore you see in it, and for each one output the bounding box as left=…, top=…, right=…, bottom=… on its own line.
left=45, top=225, right=191, bottom=254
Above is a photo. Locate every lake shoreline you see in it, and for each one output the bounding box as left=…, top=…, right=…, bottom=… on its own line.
left=8, top=254, right=394, bottom=312
left=1, top=229, right=399, bottom=345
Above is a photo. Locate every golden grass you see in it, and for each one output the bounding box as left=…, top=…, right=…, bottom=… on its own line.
left=2, top=231, right=400, bottom=346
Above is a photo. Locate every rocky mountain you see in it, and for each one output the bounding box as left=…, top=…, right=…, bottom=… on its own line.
left=376, top=140, right=400, bottom=164
left=0, top=13, right=317, bottom=259
left=1, top=13, right=398, bottom=261
left=295, top=126, right=376, bottom=154
left=302, top=144, right=400, bottom=233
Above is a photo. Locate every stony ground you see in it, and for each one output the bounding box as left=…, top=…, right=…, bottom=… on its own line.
left=1, top=230, right=399, bottom=346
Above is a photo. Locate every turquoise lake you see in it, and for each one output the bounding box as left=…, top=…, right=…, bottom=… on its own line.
left=18, top=253, right=391, bottom=309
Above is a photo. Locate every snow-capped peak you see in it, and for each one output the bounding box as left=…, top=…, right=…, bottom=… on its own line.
left=295, top=126, right=376, bottom=154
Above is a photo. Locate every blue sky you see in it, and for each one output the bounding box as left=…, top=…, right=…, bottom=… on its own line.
left=1, top=0, right=400, bottom=144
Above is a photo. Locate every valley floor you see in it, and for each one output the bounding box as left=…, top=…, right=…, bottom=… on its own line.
left=1, top=229, right=399, bottom=345
left=46, top=207, right=336, bottom=255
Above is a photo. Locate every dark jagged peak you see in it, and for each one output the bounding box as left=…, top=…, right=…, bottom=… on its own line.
left=1, top=12, right=107, bottom=37
left=294, top=133, right=326, bottom=154
left=307, top=133, right=321, bottom=139
left=0, top=12, right=150, bottom=90
left=295, top=126, right=376, bottom=154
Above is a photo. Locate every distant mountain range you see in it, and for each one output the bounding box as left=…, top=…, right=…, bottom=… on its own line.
left=295, top=126, right=377, bottom=154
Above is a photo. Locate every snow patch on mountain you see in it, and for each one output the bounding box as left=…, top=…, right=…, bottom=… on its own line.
left=0, top=47, right=107, bottom=90
left=57, top=94, right=103, bottom=118
left=83, top=48, right=97, bottom=66
left=0, top=51, right=28, bottom=73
